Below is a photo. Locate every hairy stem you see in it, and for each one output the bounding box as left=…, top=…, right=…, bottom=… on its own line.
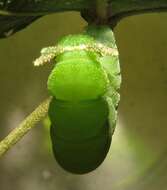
left=0, top=97, right=52, bottom=157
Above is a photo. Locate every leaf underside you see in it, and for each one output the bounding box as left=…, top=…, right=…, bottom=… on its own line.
left=0, top=0, right=167, bottom=38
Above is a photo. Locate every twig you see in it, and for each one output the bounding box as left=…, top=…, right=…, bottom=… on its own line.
left=0, top=9, right=50, bottom=16
left=0, top=97, right=52, bottom=157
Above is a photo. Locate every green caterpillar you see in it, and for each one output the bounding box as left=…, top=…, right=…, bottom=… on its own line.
left=34, top=26, right=121, bottom=174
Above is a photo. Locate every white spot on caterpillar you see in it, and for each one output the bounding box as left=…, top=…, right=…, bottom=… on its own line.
left=34, top=43, right=118, bottom=66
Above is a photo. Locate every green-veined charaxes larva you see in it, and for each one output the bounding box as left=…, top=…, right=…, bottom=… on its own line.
left=34, top=26, right=121, bottom=174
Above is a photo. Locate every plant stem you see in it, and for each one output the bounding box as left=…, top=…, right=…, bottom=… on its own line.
left=0, top=9, right=51, bottom=16
left=96, top=0, right=108, bottom=21
left=0, top=97, right=52, bottom=157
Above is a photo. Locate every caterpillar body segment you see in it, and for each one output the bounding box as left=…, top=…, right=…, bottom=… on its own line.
left=34, top=27, right=121, bottom=174
left=49, top=97, right=111, bottom=174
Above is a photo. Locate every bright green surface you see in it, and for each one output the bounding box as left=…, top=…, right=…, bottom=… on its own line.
left=47, top=34, right=108, bottom=101
left=56, top=34, right=95, bottom=47
left=48, top=57, right=108, bottom=100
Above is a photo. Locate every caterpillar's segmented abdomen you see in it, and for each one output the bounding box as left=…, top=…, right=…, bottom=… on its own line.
left=43, top=32, right=120, bottom=174
left=49, top=98, right=111, bottom=174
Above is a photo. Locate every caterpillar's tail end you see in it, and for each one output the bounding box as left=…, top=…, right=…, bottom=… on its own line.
left=50, top=124, right=111, bottom=174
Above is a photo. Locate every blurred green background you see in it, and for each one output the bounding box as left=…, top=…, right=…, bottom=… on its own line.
left=0, top=11, right=167, bottom=190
